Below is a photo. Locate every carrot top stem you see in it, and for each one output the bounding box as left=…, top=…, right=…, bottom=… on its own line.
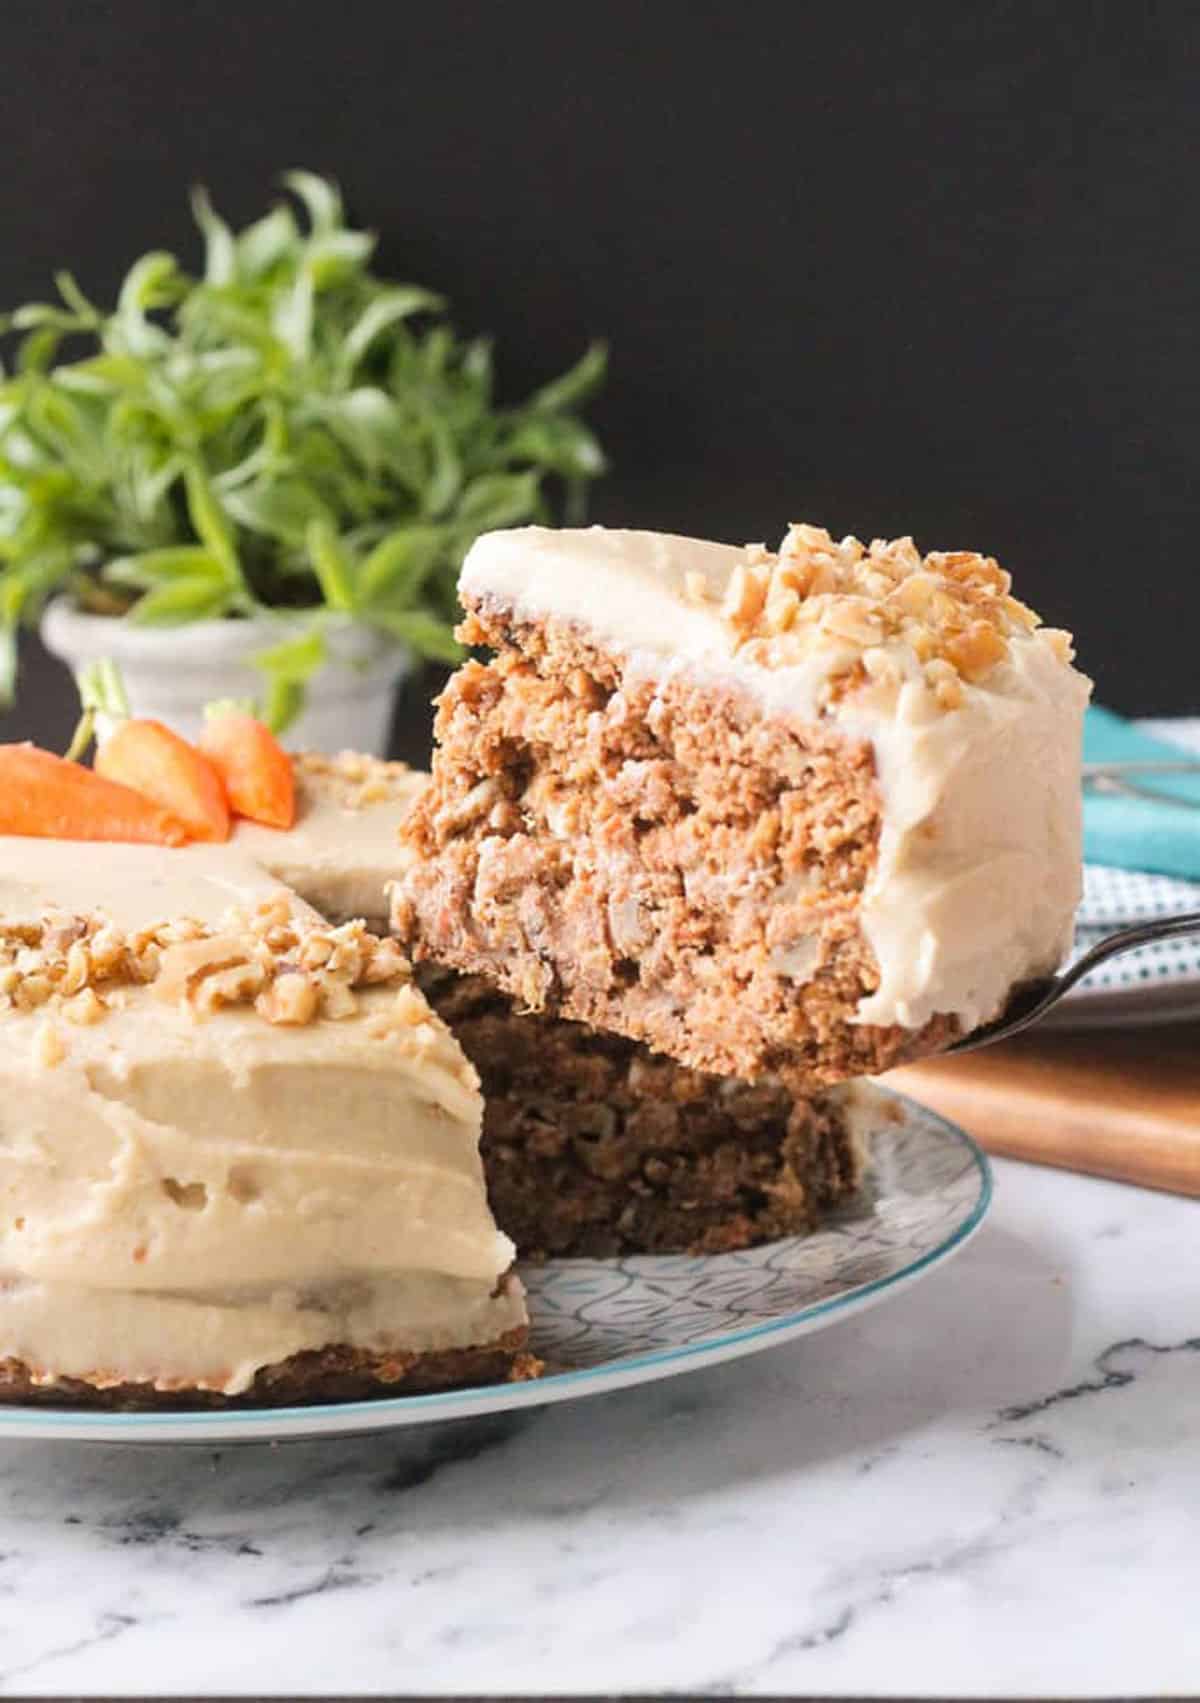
left=63, top=705, right=96, bottom=764
left=204, top=697, right=257, bottom=722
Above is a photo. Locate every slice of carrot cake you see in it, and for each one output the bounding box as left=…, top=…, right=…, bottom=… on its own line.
left=0, top=838, right=533, bottom=1408
left=392, top=524, right=1091, bottom=1086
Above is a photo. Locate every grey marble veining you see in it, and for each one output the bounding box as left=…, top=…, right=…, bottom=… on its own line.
left=0, top=1156, right=1197, bottom=1696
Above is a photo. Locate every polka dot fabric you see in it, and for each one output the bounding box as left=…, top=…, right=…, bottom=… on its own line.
left=1072, top=720, right=1200, bottom=998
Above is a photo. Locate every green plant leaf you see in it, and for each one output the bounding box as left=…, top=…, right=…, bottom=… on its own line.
left=54, top=353, right=147, bottom=395
left=222, top=481, right=331, bottom=544
left=0, top=550, right=76, bottom=622
left=24, top=385, right=108, bottom=481
left=424, top=416, right=462, bottom=516
left=190, top=188, right=237, bottom=287
left=357, top=524, right=445, bottom=607
left=525, top=342, right=608, bottom=414
left=369, top=607, right=463, bottom=663
left=113, top=252, right=182, bottom=356
left=307, top=229, right=376, bottom=289
left=104, top=546, right=225, bottom=588
left=502, top=414, right=607, bottom=477
left=272, top=267, right=313, bottom=359
left=460, top=337, right=493, bottom=399
left=129, top=576, right=234, bottom=625
left=305, top=519, right=356, bottom=611
left=213, top=403, right=288, bottom=491
left=283, top=170, right=344, bottom=236
left=454, top=469, right=542, bottom=530
left=55, top=272, right=100, bottom=324
left=12, top=303, right=88, bottom=331
left=236, top=205, right=299, bottom=279
left=17, top=325, right=67, bottom=374
left=307, top=387, right=401, bottom=476
left=183, top=461, right=241, bottom=586
left=128, top=450, right=185, bottom=522
left=251, top=624, right=327, bottom=732
left=341, top=288, right=444, bottom=373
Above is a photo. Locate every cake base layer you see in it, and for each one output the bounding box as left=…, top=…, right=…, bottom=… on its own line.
left=395, top=604, right=958, bottom=1087
left=421, top=969, right=867, bottom=1258
left=0, top=1329, right=541, bottom=1410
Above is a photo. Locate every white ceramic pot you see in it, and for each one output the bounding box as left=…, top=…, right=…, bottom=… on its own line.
left=40, top=601, right=413, bottom=756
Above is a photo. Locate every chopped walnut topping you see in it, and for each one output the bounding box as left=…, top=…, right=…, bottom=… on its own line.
left=721, top=562, right=767, bottom=627
left=191, top=959, right=269, bottom=1017
left=14, top=973, right=53, bottom=1012
left=62, top=987, right=107, bottom=1026
left=33, top=1022, right=66, bottom=1069
left=257, top=969, right=321, bottom=1026
left=360, top=935, right=409, bottom=984
left=0, top=900, right=414, bottom=1031
left=715, top=523, right=1076, bottom=709
left=391, top=984, right=430, bottom=1027
left=292, top=749, right=424, bottom=814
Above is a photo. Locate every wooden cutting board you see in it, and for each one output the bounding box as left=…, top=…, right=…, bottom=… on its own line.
left=887, top=1020, right=1200, bottom=1197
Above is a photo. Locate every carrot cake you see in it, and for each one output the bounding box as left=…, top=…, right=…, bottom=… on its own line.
left=0, top=838, right=533, bottom=1408
left=235, top=751, right=425, bottom=931
left=238, top=751, right=870, bottom=1258
left=392, top=524, right=1092, bottom=1087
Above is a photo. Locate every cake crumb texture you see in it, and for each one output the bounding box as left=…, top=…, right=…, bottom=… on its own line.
left=421, top=969, right=866, bottom=1257
left=395, top=606, right=958, bottom=1084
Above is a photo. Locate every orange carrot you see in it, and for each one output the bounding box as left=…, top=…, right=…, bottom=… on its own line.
left=95, top=721, right=231, bottom=843
left=0, top=744, right=189, bottom=845
left=199, top=710, right=295, bottom=830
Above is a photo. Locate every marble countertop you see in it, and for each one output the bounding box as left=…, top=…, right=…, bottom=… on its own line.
left=1, top=1154, right=1196, bottom=1697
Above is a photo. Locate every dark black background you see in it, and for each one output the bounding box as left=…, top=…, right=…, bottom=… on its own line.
left=3, top=0, right=1198, bottom=754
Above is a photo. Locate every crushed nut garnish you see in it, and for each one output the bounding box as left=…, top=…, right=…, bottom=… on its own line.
left=33, top=1022, right=66, bottom=1069
left=714, top=523, right=1076, bottom=708
left=292, top=750, right=424, bottom=814
left=0, top=897, right=415, bottom=1030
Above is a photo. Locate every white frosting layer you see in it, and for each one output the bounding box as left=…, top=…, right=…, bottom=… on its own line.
left=0, top=1274, right=526, bottom=1397
left=461, top=525, right=1091, bottom=1032
left=0, top=837, right=518, bottom=1395
left=235, top=756, right=425, bottom=926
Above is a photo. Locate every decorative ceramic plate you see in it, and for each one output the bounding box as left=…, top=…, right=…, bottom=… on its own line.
left=0, top=1090, right=990, bottom=1444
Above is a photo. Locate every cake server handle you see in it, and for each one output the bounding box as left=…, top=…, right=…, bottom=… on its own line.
left=947, top=910, right=1200, bottom=1053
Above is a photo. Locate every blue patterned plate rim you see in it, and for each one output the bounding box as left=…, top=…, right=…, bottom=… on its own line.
left=0, top=1090, right=991, bottom=1441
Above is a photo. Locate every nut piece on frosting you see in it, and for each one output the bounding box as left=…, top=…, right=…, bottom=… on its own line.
left=714, top=523, right=1076, bottom=710
left=0, top=894, right=415, bottom=1031
left=291, top=750, right=419, bottom=812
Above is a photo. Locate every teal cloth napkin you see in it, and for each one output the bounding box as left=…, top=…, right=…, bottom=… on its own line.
left=1083, top=706, right=1200, bottom=880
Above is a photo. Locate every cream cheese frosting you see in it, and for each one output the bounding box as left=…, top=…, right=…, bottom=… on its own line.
left=235, top=752, right=425, bottom=925
left=0, top=835, right=521, bottom=1396
left=460, top=524, right=1092, bottom=1033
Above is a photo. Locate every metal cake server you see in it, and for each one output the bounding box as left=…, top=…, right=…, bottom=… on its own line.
left=947, top=910, right=1200, bottom=1054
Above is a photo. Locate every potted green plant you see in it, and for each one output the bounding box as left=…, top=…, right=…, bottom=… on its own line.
left=0, top=171, right=606, bottom=751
